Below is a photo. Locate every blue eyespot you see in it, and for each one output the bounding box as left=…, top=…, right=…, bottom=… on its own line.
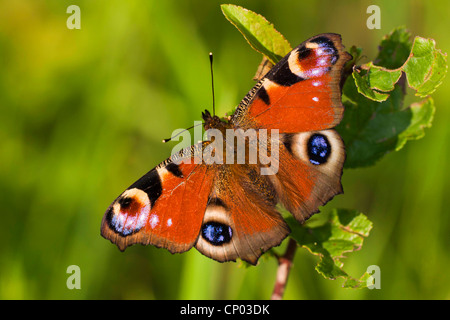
left=307, top=134, right=331, bottom=165
left=201, top=222, right=232, bottom=246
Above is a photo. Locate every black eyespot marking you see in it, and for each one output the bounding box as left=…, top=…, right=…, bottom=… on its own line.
left=201, top=222, right=233, bottom=246
left=307, top=134, right=331, bottom=165
left=118, top=197, right=132, bottom=209
left=166, top=162, right=184, bottom=178
left=129, top=168, right=162, bottom=205
left=258, top=86, right=270, bottom=105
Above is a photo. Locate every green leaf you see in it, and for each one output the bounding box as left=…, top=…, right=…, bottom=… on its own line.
left=220, top=4, right=292, bottom=64
left=338, top=82, right=397, bottom=168
left=287, top=209, right=373, bottom=288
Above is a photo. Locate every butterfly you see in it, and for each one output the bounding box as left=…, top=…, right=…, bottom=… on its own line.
left=101, top=33, right=352, bottom=265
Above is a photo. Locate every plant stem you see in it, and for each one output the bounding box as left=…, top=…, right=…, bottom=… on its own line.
left=271, top=238, right=298, bottom=300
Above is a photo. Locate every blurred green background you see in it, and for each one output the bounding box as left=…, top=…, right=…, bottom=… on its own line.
left=0, top=0, right=449, bottom=300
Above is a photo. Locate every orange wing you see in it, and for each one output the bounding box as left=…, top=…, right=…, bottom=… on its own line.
left=231, top=33, right=351, bottom=133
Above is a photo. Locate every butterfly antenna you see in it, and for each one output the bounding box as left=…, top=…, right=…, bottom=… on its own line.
left=162, top=122, right=203, bottom=143
left=209, top=52, right=215, bottom=117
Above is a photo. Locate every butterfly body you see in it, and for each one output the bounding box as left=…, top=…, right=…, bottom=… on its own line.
left=101, top=33, right=351, bottom=265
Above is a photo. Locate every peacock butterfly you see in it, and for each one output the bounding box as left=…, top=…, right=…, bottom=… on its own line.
left=101, top=33, right=352, bottom=265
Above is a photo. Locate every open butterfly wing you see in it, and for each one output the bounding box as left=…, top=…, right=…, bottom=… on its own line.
left=195, top=165, right=290, bottom=265
left=232, top=33, right=351, bottom=133
left=101, top=144, right=215, bottom=253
